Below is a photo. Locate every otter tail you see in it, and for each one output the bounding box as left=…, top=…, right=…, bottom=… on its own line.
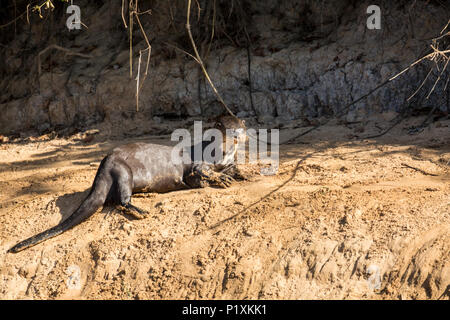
left=8, top=161, right=112, bottom=253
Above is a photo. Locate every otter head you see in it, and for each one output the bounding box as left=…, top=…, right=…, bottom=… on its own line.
left=212, top=115, right=246, bottom=167
left=213, top=115, right=246, bottom=145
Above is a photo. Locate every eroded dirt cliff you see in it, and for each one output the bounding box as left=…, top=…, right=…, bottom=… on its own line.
left=0, top=0, right=449, bottom=135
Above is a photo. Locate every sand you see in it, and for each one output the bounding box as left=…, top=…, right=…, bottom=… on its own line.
left=0, top=115, right=449, bottom=300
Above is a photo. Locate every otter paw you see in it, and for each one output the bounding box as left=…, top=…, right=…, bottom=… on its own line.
left=118, top=204, right=149, bottom=220
left=214, top=173, right=235, bottom=188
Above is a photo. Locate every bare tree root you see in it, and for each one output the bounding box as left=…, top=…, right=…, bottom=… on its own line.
left=37, top=44, right=92, bottom=77
left=123, top=0, right=152, bottom=112
left=186, top=0, right=238, bottom=120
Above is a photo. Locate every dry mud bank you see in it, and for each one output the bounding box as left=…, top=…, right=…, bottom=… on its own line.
left=0, top=116, right=449, bottom=300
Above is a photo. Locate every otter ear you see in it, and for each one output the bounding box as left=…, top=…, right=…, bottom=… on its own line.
left=214, top=121, right=224, bottom=130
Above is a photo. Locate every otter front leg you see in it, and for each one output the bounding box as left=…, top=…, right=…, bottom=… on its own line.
left=185, top=163, right=234, bottom=188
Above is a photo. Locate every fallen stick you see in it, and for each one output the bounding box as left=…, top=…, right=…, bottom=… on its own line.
left=401, top=163, right=439, bottom=176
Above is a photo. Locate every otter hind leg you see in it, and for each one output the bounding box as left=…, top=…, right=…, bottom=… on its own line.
left=111, top=159, right=149, bottom=220
left=118, top=203, right=149, bottom=220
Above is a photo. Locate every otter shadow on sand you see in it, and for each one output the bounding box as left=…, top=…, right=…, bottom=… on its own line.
left=54, top=188, right=140, bottom=224
left=55, top=190, right=88, bottom=221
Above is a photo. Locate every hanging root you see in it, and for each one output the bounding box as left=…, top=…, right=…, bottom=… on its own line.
left=185, top=0, right=239, bottom=120
left=123, top=0, right=152, bottom=112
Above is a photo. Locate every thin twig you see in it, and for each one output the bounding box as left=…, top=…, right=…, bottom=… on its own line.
left=401, top=163, right=439, bottom=176
left=134, top=8, right=151, bottom=76
left=239, top=2, right=257, bottom=118
left=389, top=49, right=450, bottom=81
left=426, top=57, right=449, bottom=99
left=27, top=4, right=30, bottom=24
left=136, top=51, right=141, bottom=111
left=163, top=41, right=200, bottom=64
left=129, top=0, right=133, bottom=79
left=121, top=0, right=128, bottom=28
left=124, top=0, right=152, bottom=111
left=440, top=19, right=450, bottom=35
left=407, top=67, right=433, bottom=101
